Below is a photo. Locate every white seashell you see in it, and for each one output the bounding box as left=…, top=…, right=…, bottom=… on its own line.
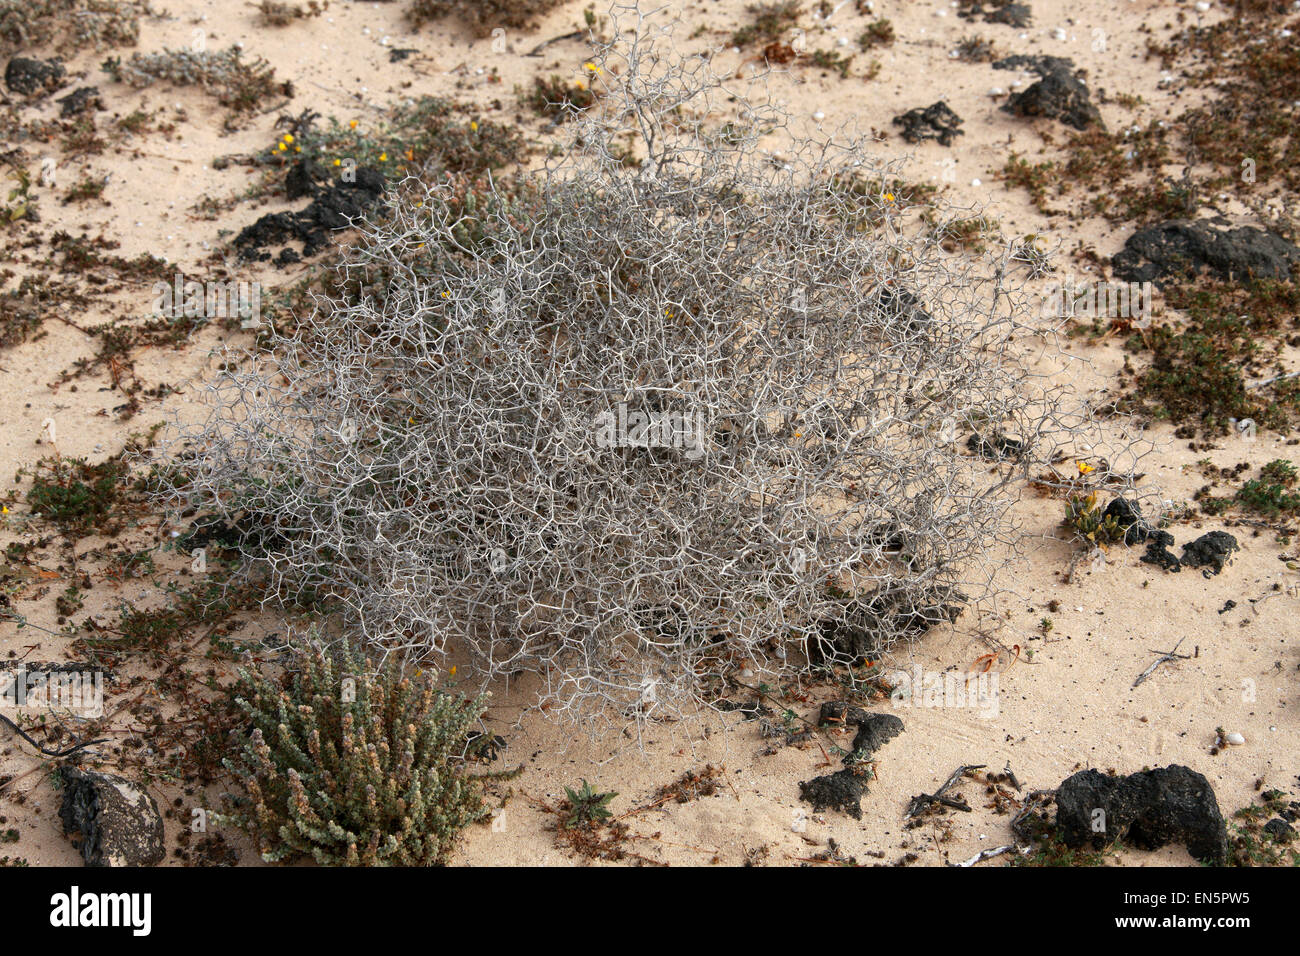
left=1224, top=732, right=1245, bottom=745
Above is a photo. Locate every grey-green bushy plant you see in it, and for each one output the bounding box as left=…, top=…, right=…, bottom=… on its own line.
left=0, top=0, right=142, bottom=55
left=102, top=45, right=281, bottom=112
left=156, top=4, right=1143, bottom=730
left=408, top=0, right=567, bottom=37
left=217, top=639, right=487, bottom=865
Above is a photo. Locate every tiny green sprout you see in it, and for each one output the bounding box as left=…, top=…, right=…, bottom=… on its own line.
left=1039, top=617, right=1054, bottom=634
left=563, top=779, right=617, bottom=828
left=3, top=166, right=33, bottom=224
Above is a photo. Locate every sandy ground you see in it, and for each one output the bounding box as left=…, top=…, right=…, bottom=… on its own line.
left=0, top=0, right=1296, bottom=866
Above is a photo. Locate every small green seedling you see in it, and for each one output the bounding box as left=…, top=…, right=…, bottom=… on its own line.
left=563, top=779, right=617, bottom=828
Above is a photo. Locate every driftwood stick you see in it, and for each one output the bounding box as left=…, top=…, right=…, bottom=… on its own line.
left=525, top=30, right=587, bottom=57
left=937, top=763, right=983, bottom=797
left=953, top=844, right=1015, bottom=867
left=1132, top=637, right=1190, bottom=688
left=905, top=764, right=985, bottom=818
left=1248, top=369, right=1300, bottom=390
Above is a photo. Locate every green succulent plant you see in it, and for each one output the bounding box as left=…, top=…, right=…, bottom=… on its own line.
left=218, top=639, right=488, bottom=865
left=1063, top=493, right=1124, bottom=545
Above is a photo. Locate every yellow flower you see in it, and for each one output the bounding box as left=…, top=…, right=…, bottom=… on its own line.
left=450, top=665, right=457, bottom=676
left=470, top=121, right=478, bottom=131
left=409, top=417, right=415, bottom=425
left=794, top=431, right=802, bottom=438
left=349, top=119, right=358, bottom=129
left=884, top=192, right=895, bottom=202
left=277, top=142, right=287, bottom=151
left=441, top=290, right=450, bottom=298
left=379, top=152, right=388, bottom=162
left=333, top=158, right=341, bottom=166
left=574, top=79, right=585, bottom=90
left=284, top=133, right=294, bottom=144
left=1077, top=461, right=1095, bottom=475
left=583, top=62, right=600, bottom=74
left=294, top=146, right=302, bottom=153
left=1, top=505, right=7, bottom=514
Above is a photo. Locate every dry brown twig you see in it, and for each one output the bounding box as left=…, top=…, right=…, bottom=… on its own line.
left=1132, top=637, right=1191, bottom=689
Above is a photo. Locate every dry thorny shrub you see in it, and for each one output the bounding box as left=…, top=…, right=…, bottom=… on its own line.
left=152, top=5, right=1152, bottom=737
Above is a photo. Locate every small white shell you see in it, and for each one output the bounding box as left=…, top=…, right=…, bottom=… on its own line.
left=1224, top=732, right=1246, bottom=745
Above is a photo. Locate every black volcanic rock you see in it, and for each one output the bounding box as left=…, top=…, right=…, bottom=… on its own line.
left=235, top=164, right=386, bottom=265
left=1054, top=765, right=1228, bottom=864
left=5, top=56, right=65, bottom=96
left=893, top=101, right=964, bottom=146
left=59, top=767, right=165, bottom=867
left=1112, top=219, right=1300, bottom=287
left=1180, top=530, right=1239, bottom=577
left=994, top=55, right=1101, bottom=130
